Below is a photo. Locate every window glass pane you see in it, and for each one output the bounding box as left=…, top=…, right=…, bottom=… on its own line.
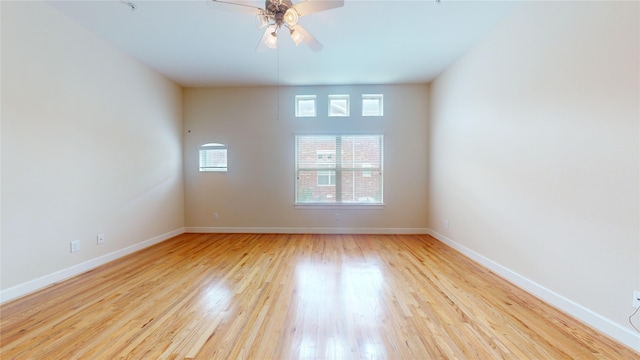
left=317, top=170, right=336, bottom=186
left=297, top=170, right=336, bottom=202
left=296, top=95, right=317, bottom=117
left=199, top=143, right=227, bottom=172
left=340, top=135, right=382, bottom=169
left=361, top=163, right=372, bottom=177
left=328, top=95, right=350, bottom=117
left=362, top=94, right=383, bottom=116
left=295, top=135, right=383, bottom=205
left=297, top=136, right=336, bottom=169
left=341, top=169, right=382, bottom=203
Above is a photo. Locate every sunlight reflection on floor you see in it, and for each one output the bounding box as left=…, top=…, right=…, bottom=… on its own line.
left=295, top=261, right=387, bottom=358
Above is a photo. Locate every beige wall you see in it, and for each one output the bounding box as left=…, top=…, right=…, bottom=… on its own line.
left=1, top=2, right=184, bottom=293
left=429, top=0, right=639, bottom=343
left=183, top=85, right=429, bottom=232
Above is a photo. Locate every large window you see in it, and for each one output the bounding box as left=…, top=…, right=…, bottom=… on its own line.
left=295, top=135, right=383, bottom=205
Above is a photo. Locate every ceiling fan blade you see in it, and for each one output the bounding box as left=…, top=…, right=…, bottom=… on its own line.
left=292, top=24, right=323, bottom=52
left=255, top=13, right=270, bottom=28
left=209, top=0, right=264, bottom=15
left=292, top=0, right=344, bottom=16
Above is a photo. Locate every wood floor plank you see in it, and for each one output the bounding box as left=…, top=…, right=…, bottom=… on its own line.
left=1, top=233, right=637, bottom=359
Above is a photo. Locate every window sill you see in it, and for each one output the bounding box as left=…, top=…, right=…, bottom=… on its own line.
left=294, top=203, right=385, bottom=210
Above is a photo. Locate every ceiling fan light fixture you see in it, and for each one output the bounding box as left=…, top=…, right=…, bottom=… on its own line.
left=212, top=0, right=345, bottom=52
left=283, top=8, right=298, bottom=26
left=290, top=28, right=304, bottom=46
left=265, top=26, right=278, bottom=49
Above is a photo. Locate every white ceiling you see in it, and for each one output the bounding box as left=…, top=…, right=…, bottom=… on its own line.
left=47, top=0, right=520, bottom=87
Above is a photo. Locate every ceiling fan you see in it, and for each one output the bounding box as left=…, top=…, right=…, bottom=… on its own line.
left=210, top=0, right=344, bottom=52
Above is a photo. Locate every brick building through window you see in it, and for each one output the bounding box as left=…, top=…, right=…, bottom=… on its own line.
left=295, top=135, right=383, bottom=204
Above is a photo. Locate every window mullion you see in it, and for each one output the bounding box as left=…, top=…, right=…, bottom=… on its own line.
left=335, top=136, right=342, bottom=203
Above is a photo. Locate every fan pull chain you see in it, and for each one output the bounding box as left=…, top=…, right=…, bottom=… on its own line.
left=277, top=45, right=280, bottom=121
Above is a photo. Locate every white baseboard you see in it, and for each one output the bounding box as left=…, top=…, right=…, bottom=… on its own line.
left=427, top=229, right=640, bottom=353
left=185, top=227, right=430, bottom=235
left=0, top=228, right=185, bottom=303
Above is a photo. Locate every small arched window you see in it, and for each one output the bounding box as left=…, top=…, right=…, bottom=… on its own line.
left=199, top=143, right=227, bottom=172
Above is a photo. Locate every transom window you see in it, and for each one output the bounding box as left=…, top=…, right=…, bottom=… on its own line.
left=362, top=94, right=384, bottom=116
left=295, top=95, right=317, bottom=117
left=295, top=93, right=384, bottom=118
left=295, top=135, right=383, bottom=205
left=328, top=95, right=350, bottom=117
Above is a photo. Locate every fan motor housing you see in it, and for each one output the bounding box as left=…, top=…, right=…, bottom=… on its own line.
left=265, top=0, right=292, bottom=15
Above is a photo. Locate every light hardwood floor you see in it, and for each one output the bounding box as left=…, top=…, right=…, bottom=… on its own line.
left=1, top=233, right=637, bottom=359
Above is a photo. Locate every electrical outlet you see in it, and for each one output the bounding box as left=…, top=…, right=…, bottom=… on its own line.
left=213, top=212, right=219, bottom=220
left=97, top=233, right=105, bottom=245
left=70, top=240, right=80, bottom=253
left=633, top=290, right=640, bottom=308
left=335, top=213, right=341, bottom=221
left=444, top=220, right=450, bottom=229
